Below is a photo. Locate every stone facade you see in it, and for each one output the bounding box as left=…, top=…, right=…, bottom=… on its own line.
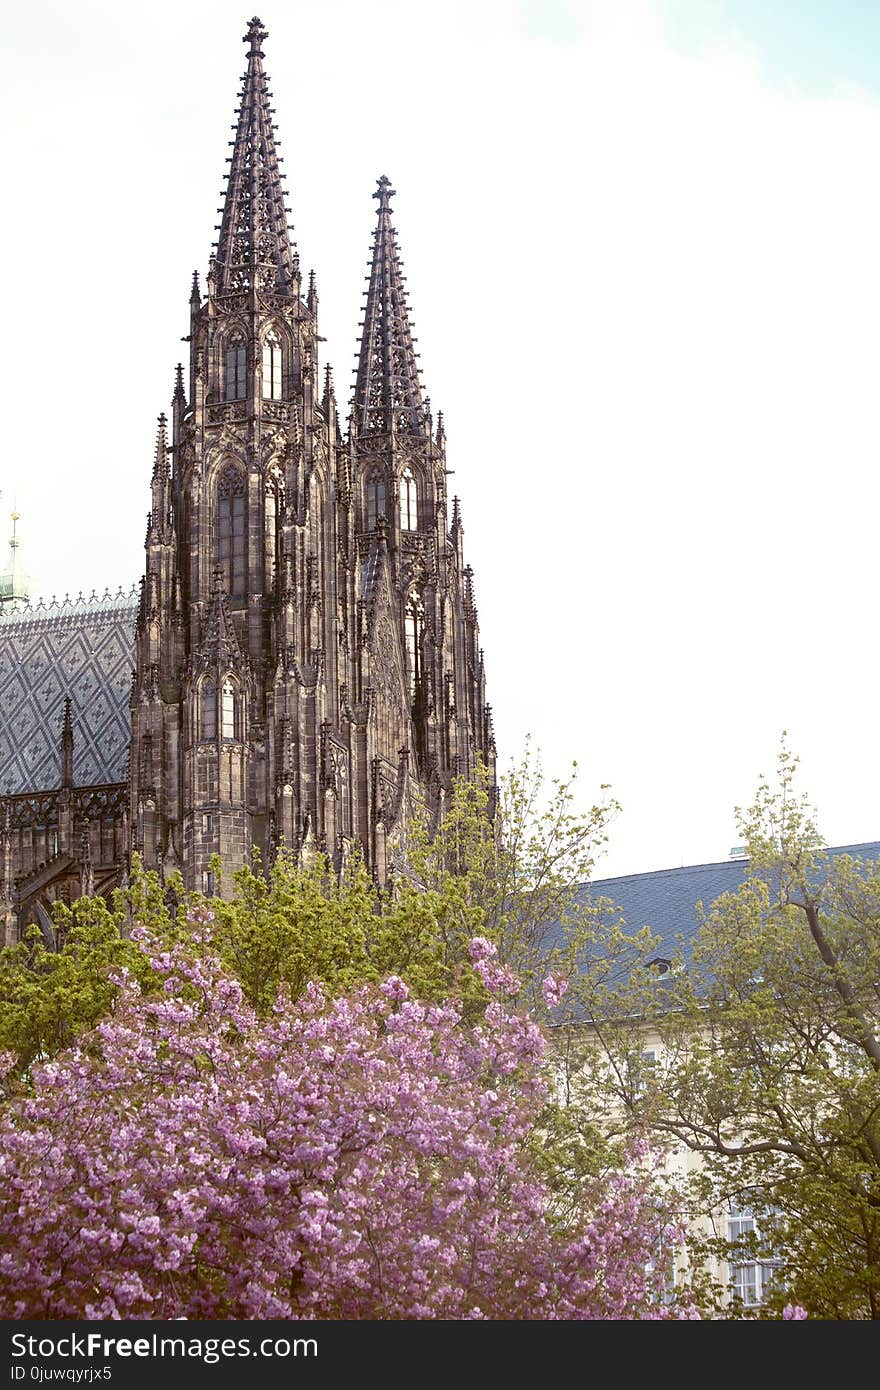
left=0, top=17, right=494, bottom=937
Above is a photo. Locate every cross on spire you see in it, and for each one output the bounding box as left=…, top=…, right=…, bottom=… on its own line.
left=351, top=176, right=426, bottom=438
left=213, top=17, right=297, bottom=297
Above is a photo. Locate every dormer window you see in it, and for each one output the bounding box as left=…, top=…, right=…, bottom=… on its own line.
left=262, top=331, right=282, bottom=400
left=225, top=338, right=246, bottom=400
left=400, top=467, right=418, bottom=531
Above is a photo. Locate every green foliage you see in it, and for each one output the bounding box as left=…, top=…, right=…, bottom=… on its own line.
left=0, top=893, right=155, bottom=1078
left=407, top=746, right=621, bottom=1011
left=588, top=739, right=880, bottom=1318
left=209, top=848, right=379, bottom=1012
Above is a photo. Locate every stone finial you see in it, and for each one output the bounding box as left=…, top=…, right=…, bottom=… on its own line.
left=244, top=16, right=268, bottom=55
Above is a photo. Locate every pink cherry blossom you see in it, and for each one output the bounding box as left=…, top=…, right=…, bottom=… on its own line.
left=0, top=917, right=682, bottom=1320
left=541, top=972, right=570, bottom=1009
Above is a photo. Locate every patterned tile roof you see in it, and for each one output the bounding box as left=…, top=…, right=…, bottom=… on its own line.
left=0, top=589, right=137, bottom=794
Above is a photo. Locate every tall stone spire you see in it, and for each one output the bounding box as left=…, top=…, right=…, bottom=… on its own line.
left=352, top=176, right=426, bottom=438
left=214, top=17, right=297, bottom=297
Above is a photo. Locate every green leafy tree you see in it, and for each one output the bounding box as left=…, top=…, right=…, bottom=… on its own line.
left=0, top=894, right=154, bottom=1078
left=574, top=742, right=880, bottom=1318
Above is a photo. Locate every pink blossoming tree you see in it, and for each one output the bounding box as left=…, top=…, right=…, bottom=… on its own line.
left=0, top=914, right=684, bottom=1320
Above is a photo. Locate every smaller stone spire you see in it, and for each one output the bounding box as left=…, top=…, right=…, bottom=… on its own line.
left=152, top=414, right=170, bottom=481
left=147, top=416, right=174, bottom=546
left=60, top=697, right=74, bottom=789
left=351, top=176, right=427, bottom=438
left=322, top=362, right=337, bottom=418
left=203, top=568, right=245, bottom=669
left=0, top=508, right=31, bottom=607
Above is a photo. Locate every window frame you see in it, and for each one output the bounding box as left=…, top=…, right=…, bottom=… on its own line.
left=224, top=338, right=247, bottom=401
left=221, top=678, right=238, bottom=742
left=201, top=677, right=217, bottom=741
left=399, top=467, right=418, bottom=531
left=365, top=471, right=386, bottom=530
left=262, top=330, right=283, bottom=401
left=218, top=466, right=247, bottom=597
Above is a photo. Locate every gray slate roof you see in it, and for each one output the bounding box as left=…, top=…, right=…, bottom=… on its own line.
left=578, top=841, right=880, bottom=959
left=0, top=590, right=138, bottom=794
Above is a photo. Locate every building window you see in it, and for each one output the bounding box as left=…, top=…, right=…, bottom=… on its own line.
left=365, top=472, right=386, bottom=529
left=646, top=1222, right=677, bottom=1308
left=265, top=468, right=284, bottom=583
left=221, top=679, right=237, bottom=741
left=726, top=1197, right=782, bottom=1310
left=225, top=339, right=246, bottom=400
left=201, top=678, right=216, bottom=739
left=400, top=467, right=418, bottom=531
left=404, top=592, right=424, bottom=699
left=218, top=467, right=246, bottom=596
left=635, top=1047, right=658, bottom=1098
left=262, top=331, right=282, bottom=400
left=202, top=869, right=215, bottom=896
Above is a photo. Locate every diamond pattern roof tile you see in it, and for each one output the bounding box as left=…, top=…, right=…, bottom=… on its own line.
left=0, top=596, right=137, bottom=794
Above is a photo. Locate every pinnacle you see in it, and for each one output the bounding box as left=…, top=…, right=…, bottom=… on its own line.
left=152, top=415, right=169, bottom=478
left=351, top=176, right=427, bottom=439
left=323, top=362, right=337, bottom=414
left=201, top=568, right=244, bottom=670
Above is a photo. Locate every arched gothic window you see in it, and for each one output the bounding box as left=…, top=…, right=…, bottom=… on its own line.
left=265, top=467, right=285, bottom=587
left=262, top=331, right=282, bottom=400
left=365, top=472, right=386, bottom=530
left=404, top=592, right=425, bottom=699
left=201, top=678, right=216, bottom=740
left=218, top=466, right=246, bottom=597
left=225, top=337, right=246, bottom=401
left=400, top=468, right=418, bottom=531
left=221, top=679, right=238, bottom=741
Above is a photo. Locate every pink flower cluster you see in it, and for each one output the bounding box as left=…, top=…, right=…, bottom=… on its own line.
left=541, top=972, right=570, bottom=1009
left=0, top=919, right=679, bottom=1320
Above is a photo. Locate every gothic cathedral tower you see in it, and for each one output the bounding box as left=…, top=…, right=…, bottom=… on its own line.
left=129, top=18, right=495, bottom=893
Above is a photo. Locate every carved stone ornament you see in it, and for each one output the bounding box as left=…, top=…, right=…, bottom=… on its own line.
left=371, top=615, right=403, bottom=705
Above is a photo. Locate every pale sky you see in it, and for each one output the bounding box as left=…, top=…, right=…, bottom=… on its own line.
left=2, top=0, right=880, bottom=879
